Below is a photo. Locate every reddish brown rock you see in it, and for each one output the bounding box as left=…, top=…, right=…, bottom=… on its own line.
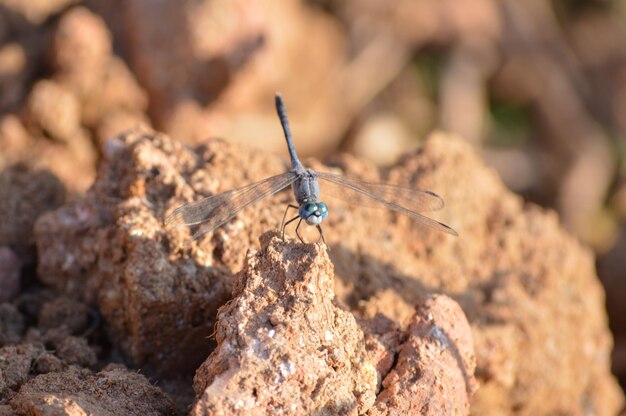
left=0, top=247, right=21, bottom=303
left=368, top=295, right=477, bottom=415
left=0, top=164, right=65, bottom=250
left=0, top=0, right=78, bottom=24
left=0, top=43, right=29, bottom=111
left=0, top=303, right=24, bottom=346
left=25, top=80, right=81, bottom=142
left=9, top=365, right=177, bottom=415
left=37, top=297, right=89, bottom=335
left=33, top=352, right=63, bottom=374
left=192, top=232, right=378, bottom=415
left=53, top=336, right=97, bottom=368
left=0, top=343, right=44, bottom=400
left=35, top=131, right=248, bottom=376
left=52, top=7, right=149, bottom=130
left=34, top=128, right=623, bottom=413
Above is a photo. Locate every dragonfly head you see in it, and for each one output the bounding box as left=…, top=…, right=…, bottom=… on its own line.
left=299, top=201, right=329, bottom=225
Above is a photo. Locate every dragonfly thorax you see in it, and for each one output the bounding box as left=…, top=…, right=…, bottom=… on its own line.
left=292, top=168, right=320, bottom=205
left=299, top=201, right=329, bottom=225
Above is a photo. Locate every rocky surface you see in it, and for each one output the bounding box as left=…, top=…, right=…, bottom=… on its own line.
left=32, top=128, right=623, bottom=414
left=0, top=286, right=176, bottom=415
left=192, top=233, right=476, bottom=415
left=367, top=295, right=477, bottom=415
left=0, top=165, right=65, bottom=251
left=192, top=232, right=378, bottom=415
left=10, top=365, right=176, bottom=415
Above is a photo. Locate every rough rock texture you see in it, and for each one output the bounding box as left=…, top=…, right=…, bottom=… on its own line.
left=0, top=343, right=44, bottom=400
left=192, top=234, right=477, bottom=415
left=0, top=288, right=176, bottom=414
left=34, top=129, right=623, bottom=414
left=9, top=365, right=176, bottom=415
left=368, top=295, right=477, bottom=415
left=34, top=130, right=250, bottom=376
left=192, top=232, right=378, bottom=415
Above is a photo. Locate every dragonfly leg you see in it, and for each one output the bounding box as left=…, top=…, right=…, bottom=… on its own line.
left=315, top=225, right=326, bottom=246
left=282, top=215, right=300, bottom=240
left=295, top=218, right=305, bottom=243
left=280, top=204, right=299, bottom=236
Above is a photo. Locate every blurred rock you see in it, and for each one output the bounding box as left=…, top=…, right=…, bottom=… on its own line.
left=37, top=297, right=89, bottom=334
left=122, top=0, right=395, bottom=160
left=53, top=335, right=97, bottom=367
left=25, top=80, right=81, bottom=142
left=0, top=43, right=27, bottom=111
left=598, top=227, right=626, bottom=376
left=52, top=7, right=149, bottom=130
left=349, top=113, right=414, bottom=166
left=0, top=0, right=77, bottom=24
left=0, top=303, right=24, bottom=346
left=192, top=232, right=378, bottom=415
left=0, top=247, right=21, bottom=303
left=9, top=366, right=176, bottom=415
left=0, top=115, right=95, bottom=194
left=0, top=164, right=65, bottom=250
left=33, top=351, right=63, bottom=374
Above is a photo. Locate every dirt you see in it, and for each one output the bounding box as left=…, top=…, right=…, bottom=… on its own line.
left=11, top=365, right=176, bottom=415
left=16, top=128, right=620, bottom=414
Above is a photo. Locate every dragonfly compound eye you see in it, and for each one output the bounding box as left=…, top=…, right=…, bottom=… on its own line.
left=299, top=202, right=317, bottom=218
left=317, top=202, right=329, bottom=220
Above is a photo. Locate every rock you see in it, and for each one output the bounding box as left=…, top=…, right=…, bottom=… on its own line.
left=35, top=131, right=244, bottom=376
left=0, top=43, right=28, bottom=111
left=318, top=133, right=623, bottom=415
left=192, top=232, right=378, bottom=415
left=122, top=0, right=350, bottom=157
left=25, top=80, right=81, bottom=142
left=37, top=297, right=89, bottom=335
left=53, top=336, right=97, bottom=368
left=34, top=128, right=624, bottom=413
left=0, top=303, right=24, bottom=346
left=0, top=115, right=96, bottom=195
left=9, top=365, right=177, bottom=415
left=0, top=247, right=21, bottom=303
left=53, top=7, right=148, bottom=129
left=368, top=295, right=477, bottom=415
left=0, top=164, right=65, bottom=250
left=0, top=0, right=78, bottom=24
left=33, top=352, right=63, bottom=374
left=0, top=343, right=44, bottom=399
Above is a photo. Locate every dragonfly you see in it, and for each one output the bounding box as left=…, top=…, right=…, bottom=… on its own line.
left=165, top=94, right=458, bottom=244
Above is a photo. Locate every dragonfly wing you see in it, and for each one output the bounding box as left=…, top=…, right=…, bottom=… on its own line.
left=166, top=171, right=298, bottom=240
left=316, top=171, right=457, bottom=236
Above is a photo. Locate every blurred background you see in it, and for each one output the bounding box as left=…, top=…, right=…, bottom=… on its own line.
left=0, top=0, right=625, bottom=393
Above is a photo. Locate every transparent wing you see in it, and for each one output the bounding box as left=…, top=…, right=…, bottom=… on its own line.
left=316, top=171, right=457, bottom=236
left=316, top=171, right=444, bottom=211
left=166, top=171, right=297, bottom=240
